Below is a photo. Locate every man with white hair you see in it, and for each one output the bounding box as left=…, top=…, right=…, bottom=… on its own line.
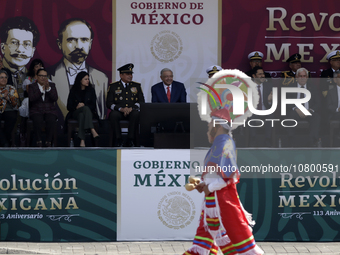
left=286, top=67, right=321, bottom=147
left=282, top=53, right=311, bottom=87
left=151, top=68, right=186, bottom=103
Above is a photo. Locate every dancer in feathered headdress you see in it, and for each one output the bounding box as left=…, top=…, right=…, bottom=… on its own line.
left=183, top=69, right=263, bottom=255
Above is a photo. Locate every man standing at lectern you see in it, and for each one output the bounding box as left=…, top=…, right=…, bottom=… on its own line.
left=151, top=68, right=186, bottom=103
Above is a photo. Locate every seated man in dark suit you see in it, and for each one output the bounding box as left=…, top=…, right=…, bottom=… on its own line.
left=286, top=67, right=321, bottom=147
left=326, top=72, right=340, bottom=139
left=248, top=66, right=275, bottom=147
left=151, top=68, right=186, bottom=103
left=28, top=68, right=59, bottom=147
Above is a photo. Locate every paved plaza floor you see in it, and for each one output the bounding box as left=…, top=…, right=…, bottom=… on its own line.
left=0, top=241, right=340, bottom=254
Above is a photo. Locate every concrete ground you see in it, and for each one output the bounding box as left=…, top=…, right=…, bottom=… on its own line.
left=0, top=241, right=340, bottom=254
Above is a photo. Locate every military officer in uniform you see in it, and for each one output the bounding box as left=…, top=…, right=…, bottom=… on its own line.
left=281, top=53, right=311, bottom=86
left=106, top=63, right=145, bottom=147
left=320, top=50, right=340, bottom=97
left=206, top=65, right=222, bottom=78
left=245, top=51, right=271, bottom=78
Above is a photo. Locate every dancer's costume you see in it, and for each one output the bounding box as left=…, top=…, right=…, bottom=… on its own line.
left=184, top=125, right=263, bottom=255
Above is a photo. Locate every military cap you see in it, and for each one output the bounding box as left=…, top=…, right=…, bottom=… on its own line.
left=117, top=63, right=134, bottom=73
left=286, top=53, right=301, bottom=63
left=248, top=51, right=264, bottom=60
left=206, top=65, right=222, bottom=75
left=327, top=50, right=340, bottom=60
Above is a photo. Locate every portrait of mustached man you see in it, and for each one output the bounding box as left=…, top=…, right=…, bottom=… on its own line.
left=50, top=18, right=108, bottom=120
left=0, top=16, right=40, bottom=101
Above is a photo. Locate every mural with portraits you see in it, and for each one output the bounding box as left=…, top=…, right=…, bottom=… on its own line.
left=0, top=0, right=112, bottom=125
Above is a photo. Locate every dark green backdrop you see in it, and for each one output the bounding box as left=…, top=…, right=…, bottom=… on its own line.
left=237, top=149, right=340, bottom=241
left=0, top=149, right=117, bottom=242
left=1, top=148, right=339, bottom=241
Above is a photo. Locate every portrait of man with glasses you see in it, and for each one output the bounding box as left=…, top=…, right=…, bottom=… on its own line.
left=0, top=16, right=40, bottom=101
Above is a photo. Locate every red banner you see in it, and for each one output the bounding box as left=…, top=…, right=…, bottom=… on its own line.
left=221, top=0, right=340, bottom=77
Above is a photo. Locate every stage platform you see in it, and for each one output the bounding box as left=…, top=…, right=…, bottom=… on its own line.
left=0, top=148, right=339, bottom=243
